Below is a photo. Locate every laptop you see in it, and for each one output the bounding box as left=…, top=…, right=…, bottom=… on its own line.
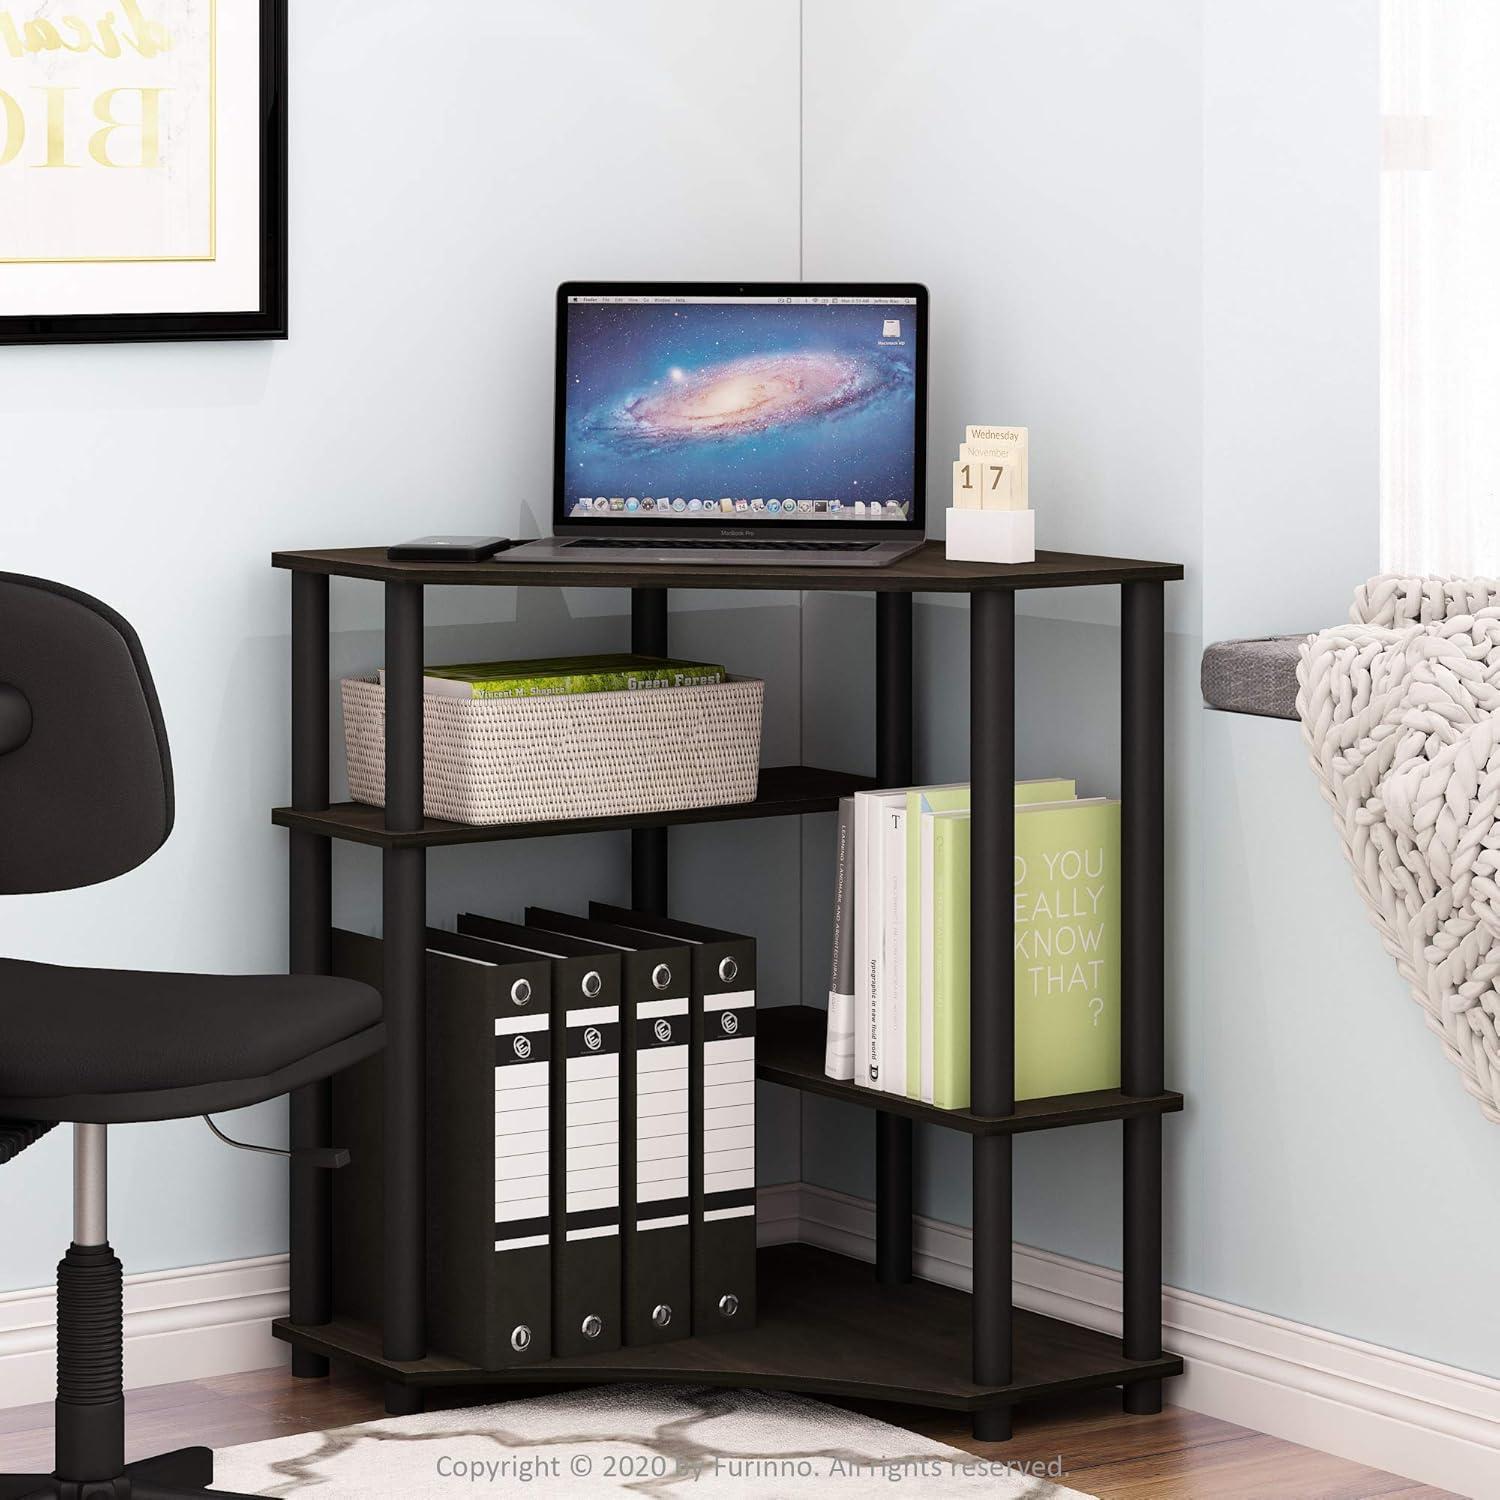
left=496, top=281, right=928, bottom=567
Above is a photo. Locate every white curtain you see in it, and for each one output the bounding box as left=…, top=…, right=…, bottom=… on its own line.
left=1382, top=0, right=1500, bottom=575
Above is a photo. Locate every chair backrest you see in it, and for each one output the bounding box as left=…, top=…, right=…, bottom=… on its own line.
left=0, top=574, right=173, bottom=895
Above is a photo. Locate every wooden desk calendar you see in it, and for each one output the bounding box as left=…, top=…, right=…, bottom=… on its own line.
left=269, top=542, right=1185, bottom=1441
left=950, top=426, right=1036, bottom=563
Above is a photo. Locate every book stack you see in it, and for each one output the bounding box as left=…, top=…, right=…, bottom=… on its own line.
left=825, top=778, right=1121, bottom=1108
left=379, top=653, right=727, bottom=700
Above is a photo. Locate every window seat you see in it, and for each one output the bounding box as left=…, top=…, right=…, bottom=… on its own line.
left=1200, top=635, right=1309, bottom=720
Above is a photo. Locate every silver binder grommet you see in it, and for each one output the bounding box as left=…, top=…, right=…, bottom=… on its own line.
left=652, top=1303, right=672, bottom=1328
left=652, top=963, right=671, bottom=990
left=582, top=970, right=602, bottom=999
left=718, top=956, right=738, bottom=984
left=509, top=978, right=532, bottom=1007
left=718, top=1293, right=740, bottom=1319
left=510, top=1324, right=532, bottom=1353
left=581, top=1314, right=604, bottom=1340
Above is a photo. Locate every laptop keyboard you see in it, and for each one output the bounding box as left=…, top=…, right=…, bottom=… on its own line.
left=565, top=538, right=878, bottom=553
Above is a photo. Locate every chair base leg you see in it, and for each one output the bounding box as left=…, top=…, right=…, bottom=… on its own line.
left=1, top=1444, right=249, bottom=1499
left=0, top=1488, right=262, bottom=1500
left=130, top=1487, right=264, bottom=1500
left=122, top=1450, right=213, bottom=1488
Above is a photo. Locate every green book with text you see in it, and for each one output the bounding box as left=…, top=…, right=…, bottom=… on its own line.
left=930, top=796, right=1120, bottom=1110
left=910, top=779, right=1075, bottom=1102
left=930, top=810, right=972, bottom=1110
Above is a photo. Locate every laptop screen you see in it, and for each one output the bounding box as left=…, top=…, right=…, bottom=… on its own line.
left=554, top=285, right=926, bottom=532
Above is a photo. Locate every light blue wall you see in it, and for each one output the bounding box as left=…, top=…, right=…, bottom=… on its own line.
left=0, top=0, right=805, bottom=1294
left=6, top=0, right=1495, bottom=1391
left=794, top=0, right=1500, bottom=1382
left=797, top=0, right=1206, bottom=1265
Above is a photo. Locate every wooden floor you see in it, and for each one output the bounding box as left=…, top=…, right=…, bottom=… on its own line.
left=0, top=1365, right=1456, bottom=1499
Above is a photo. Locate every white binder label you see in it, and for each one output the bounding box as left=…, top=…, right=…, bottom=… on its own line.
left=566, top=1004, right=620, bottom=1242
left=635, top=993, right=689, bottom=1231
left=494, top=1013, right=550, bottom=1251
left=704, top=989, right=756, bottom=1222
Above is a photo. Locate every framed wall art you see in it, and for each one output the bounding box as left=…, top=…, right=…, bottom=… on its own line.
left=0, top=0, right=286, bottom=345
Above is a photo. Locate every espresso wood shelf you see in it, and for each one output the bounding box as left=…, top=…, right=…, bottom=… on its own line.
left=755, top=1006, right=1184, bottom=1135
left=273, top=1244, right=1181, bottom=1410
left=275, top=543, right=1182, bottom=1437
left=273, top=766, right=875, bottom=849
left=272, top=541, right=1183, bottom=594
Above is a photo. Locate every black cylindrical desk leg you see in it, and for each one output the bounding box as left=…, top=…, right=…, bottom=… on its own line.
left=874, top=591, right=914, bottom=1284
left=289, top=573, right=333, bottom=1377
left=383, top=583, right=428, bottom=1388
left=632, top=827, right=668, bottom=916
left=1123, top=1116, right=1163, bottom=1414
left=631, top=586, right=668, bottom=658
left=874, top=1115, right=912, bottom=1283
left=875, top=593, right=913, bottom=785
left=1121, top=581, right=1165, bottom=1415
left=631, top=587, right=669, bottom=913
left=970, top=590, right=1015, bottom=1439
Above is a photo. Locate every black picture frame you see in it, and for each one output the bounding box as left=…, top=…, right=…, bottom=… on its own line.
left=0, top=0, right=288, bottom=347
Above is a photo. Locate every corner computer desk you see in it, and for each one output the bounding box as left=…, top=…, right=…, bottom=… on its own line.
left=268, top=541, right=1185, bottom=1440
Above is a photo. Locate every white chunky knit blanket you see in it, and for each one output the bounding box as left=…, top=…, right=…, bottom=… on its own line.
left=1298, top=576, right=1500, bottom=1123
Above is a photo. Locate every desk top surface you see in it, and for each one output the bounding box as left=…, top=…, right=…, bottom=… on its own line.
left=272, top=541, right=1184, bottom=593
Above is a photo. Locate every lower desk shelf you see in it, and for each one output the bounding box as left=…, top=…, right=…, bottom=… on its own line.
left=755, top=1006, right=1185, bottom=1135
left=272, top=1244, right=1179, bottom=1412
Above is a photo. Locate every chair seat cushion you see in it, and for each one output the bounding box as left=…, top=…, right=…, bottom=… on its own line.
left=0, top=958, right=381, bottom=1101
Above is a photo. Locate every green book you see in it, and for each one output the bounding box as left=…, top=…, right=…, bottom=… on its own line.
left=930, top=810, right=972, bottom=1111
left=910, top=779, right=1075, bottom=1103
left=379, top=653, right=726, bottom=700
left=930, top=796, right=1120, bottom=1110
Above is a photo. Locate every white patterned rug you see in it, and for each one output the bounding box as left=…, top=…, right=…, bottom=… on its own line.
left=213, top=1383, right=1095, bottom=1498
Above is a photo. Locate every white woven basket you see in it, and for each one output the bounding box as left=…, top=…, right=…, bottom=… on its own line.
left=341, top=674, right=763, bottom=827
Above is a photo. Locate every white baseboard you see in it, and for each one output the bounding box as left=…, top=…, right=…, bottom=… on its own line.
left=4, top=1186, right=1496, bottom=1498
left=0, top=1255, right=288, bottom=1410
left=762, top=1181, right=1500, bottom=1500
left=0, top=1180, right=809, bottom=1413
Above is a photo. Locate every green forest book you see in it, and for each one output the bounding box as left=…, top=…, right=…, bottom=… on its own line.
left=379, top=653, right=726, bottom=700
left=930, top=796, right=1120, bottom=1110
left=910, top=778, right=1075, bottom=1103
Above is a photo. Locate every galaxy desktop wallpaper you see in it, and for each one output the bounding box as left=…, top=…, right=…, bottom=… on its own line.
left=562, top=299, right=918, bottom=520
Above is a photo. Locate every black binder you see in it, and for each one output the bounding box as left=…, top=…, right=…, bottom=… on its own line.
left=521, top=909, right=693, bottom=1347
left=451, top=917, right=625, bottom=1359
left=591, top=906, right=758, bottom=1333
left=332, top=928, right=553, bottom=1369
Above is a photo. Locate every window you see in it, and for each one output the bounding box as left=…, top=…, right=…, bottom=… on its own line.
left=1382, top=1, right=1500, bottom=574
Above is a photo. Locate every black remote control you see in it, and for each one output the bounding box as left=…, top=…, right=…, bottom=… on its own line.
left=386, top=536, right=513, bottom=561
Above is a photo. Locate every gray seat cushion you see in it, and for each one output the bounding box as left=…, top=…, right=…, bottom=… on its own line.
left=1201, top=635, right=1308, bottom=720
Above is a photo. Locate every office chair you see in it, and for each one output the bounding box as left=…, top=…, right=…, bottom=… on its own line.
left=0, top=574, right=384, bottom=1500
